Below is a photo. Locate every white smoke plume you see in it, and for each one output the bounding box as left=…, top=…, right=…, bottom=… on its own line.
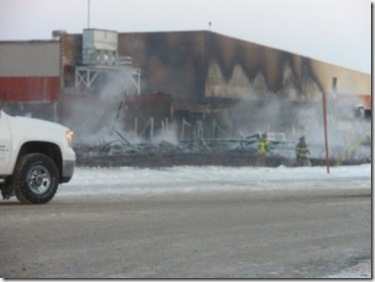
left=65, top=69, right=138, bottom=145
left=226, top=92, right=370, bottom=161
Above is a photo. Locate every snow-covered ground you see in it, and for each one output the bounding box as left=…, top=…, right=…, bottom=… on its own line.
left=61, top=164, right=371, bottom=196
left=59, top=164, right=372, bottom=278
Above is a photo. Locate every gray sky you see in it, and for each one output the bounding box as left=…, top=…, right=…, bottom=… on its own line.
left=0, top=0, right=372, bottom=73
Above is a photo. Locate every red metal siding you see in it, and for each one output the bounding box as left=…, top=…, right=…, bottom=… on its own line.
left=362, top=95, right=372, bottom=110
left=356, top=95, right=371, bottom=110
left=0, top=77, right=60, bottom=102
left=336, top=93, right=372, bottom=110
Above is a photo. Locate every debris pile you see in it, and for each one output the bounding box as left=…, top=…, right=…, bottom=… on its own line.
left=69, top=93, right=371, bottom=168
left=74, top=131, right=371, bottom=167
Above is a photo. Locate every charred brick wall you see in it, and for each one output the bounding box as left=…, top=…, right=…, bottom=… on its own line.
left=118, top=31, right=207, bottom=105
left=58, top=30, right=370, bottom=140
left=115, top=31, right=370, bottom=107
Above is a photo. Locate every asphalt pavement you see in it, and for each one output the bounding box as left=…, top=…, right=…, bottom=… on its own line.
left=0, top=188, right=371, bottom=278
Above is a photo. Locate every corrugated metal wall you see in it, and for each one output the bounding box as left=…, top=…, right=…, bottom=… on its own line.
left=0, top=77, right=59, bottom=102
left=0, top=41, right=60, bottom=102
left=117, top=31, right=206, bottom=105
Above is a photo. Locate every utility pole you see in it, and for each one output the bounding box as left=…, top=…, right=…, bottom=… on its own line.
left=322, top=92, right=330, bottom=174
left=87, top=0, right=91, bottom=28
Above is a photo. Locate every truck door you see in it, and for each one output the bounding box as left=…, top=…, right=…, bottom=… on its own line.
left=0, top=111, right=11, bottom=174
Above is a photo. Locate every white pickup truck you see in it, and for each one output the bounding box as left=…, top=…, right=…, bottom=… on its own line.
left=0, top=110, right=75, bottom=204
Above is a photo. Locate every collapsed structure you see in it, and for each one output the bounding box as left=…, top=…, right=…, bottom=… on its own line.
left=0, top=29, right=371, bottom=166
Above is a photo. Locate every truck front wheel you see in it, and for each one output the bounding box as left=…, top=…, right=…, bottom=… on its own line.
left=14, top=153, right=59, bottom=204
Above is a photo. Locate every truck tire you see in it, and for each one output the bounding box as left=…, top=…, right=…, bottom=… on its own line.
left=14, top=153, right=59, bottom=204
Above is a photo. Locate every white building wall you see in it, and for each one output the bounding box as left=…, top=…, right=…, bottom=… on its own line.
left=0, top=41, right=60, bottom=77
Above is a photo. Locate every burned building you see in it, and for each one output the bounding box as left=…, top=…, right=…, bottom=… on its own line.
left=0, top=29, right=371, bottom=144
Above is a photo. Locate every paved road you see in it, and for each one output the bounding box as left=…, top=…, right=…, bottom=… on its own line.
left=0, top=188, right=371, bottom=278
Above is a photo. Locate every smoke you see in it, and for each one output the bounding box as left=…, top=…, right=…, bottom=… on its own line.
left=153, top=123, right=179, bottom=145
left=226, top=91, right=371, bottom=161
left=207, top=57, right=370, bottom=159
left=65, top=69, right=139, bottom=145
left=65, top=67, right=182, bottom=148
left=67, top=58, right=370, bottom=163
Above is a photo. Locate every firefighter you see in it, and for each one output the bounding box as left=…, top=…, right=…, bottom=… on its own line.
left=295, top=135, right=310, bottom=166
left=257, top=132, right=269, bottom=166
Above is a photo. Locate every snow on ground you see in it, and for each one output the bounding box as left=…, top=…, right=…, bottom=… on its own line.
left=324, top=260, right=372, bottom=278
left=59, top=163, right=372, bottom=278
left=60, top=164, right=371, bottom=196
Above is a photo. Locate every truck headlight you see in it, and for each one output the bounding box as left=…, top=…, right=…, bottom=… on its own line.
left=66, top=130, right=74, bottom=147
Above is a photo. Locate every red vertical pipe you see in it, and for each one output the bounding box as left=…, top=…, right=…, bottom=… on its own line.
left=322, top=92, right=330, bottom=174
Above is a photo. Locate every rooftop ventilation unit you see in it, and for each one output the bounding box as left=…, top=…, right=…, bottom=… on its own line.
left=76, top=28, right=141, bottom=95
left=82, top=29, right=118, bottom=66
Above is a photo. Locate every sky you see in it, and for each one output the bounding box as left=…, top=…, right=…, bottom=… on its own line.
left=0, top=0, right=372, bottom=73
